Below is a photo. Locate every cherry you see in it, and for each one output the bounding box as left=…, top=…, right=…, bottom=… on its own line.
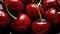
left=32, top=19, right=51, bottom=34
left=51, top=14, right=60, bottom=26
left=57, top=14, right=60, bottom=23
left=5, top=3, right=31, bottom=32
left=44, top=8, right=57, bottom=21
left=3, top=0, right=24, bottom=15
left=0, top=10, right=10, bottom=28
left=5, top=2, right=31, bottom=33
left=52, top=12, right=60, bottom=26
left=42, top=0, right=59, bottom=11
left=26, top=3, right=44, bottom=19
left=11, top=14, right=31, bottom=32
left=31, top=0, right=51, bottom=34
left=44, top=8, right=60, bottom=26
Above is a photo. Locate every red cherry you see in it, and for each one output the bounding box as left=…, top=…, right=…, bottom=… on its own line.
left=32, top=19, right=51, bottom=34
left=44, top=8, right=60, bottom=26
left=26, top=3, right=44, bottom=19
left=57, top=14, right=60, bottom=23
left=51, top=14, right=60, bottom=26
left=3, top=0, right=24, bottom=15
left=44, top=8, right=57, bottom=21
left=0, top=10, right=10, bottom=28
left=11, top=14, right=31, bottom=32
left=42, top=0, right=59, bottom=11
left=52, top=13, right=60, bottom=26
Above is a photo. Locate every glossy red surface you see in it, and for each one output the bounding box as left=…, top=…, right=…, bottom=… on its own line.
left=0, top=10, right=10, bottom=28
left=45, top=8, right=57, bottom=21
left=42, top=0, right=59, bottom=11
left=32, top=19, right=51, bottom=34
left=3, top=0, right=24, bottom=14
left=11, top=14, right=31, bottom=32
left=26, top=4, right=44, bottom=19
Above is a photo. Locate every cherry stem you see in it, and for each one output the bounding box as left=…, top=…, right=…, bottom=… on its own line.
left=37, top=0, right=43, bottom=22
left=37, top=6, right=43, bottom=22
left=57, top=12, right=60, bottom=14
left=38, top=0, right=42, bottom=6
left=5, top=0, right=17, bottom=19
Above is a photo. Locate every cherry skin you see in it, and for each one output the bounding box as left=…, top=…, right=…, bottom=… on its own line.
left=32, top=19, right=51, bottom=34
left=53, top=13, right=60, bottom=26
left=44, top=8, right=57, bottom=21
left=58, top=14, right=60, bottom=23
left=42, top=0, right=59, bottom=11
left=44, top=8, right=60, bottom=26
left=3, top=0, right=24, bottom=15
left=26, top=3, right=44, bottom=19
left=51, top=13, right=60, bottom=26
left=0, top=10, right=10, bottom=28
left=11, top=14, right=31, bottom=32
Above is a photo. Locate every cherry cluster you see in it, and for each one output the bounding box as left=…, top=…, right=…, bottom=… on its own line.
left=0, top=0, right=60, bottom=34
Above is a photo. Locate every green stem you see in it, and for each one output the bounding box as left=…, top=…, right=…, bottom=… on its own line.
left=37, top=7, right=43, bottom=22
left=57, top=12, right=60, bottom=14
left=38, top=0, right=43, bottom=22
left=5, top=0, right=17, bottom=19
left=38, top=0, right=42, bottom=6
left=36, top=0, right=43, bottom=22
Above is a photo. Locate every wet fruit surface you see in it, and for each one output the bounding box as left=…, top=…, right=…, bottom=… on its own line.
left=0, top=0, right=60, bottom=34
